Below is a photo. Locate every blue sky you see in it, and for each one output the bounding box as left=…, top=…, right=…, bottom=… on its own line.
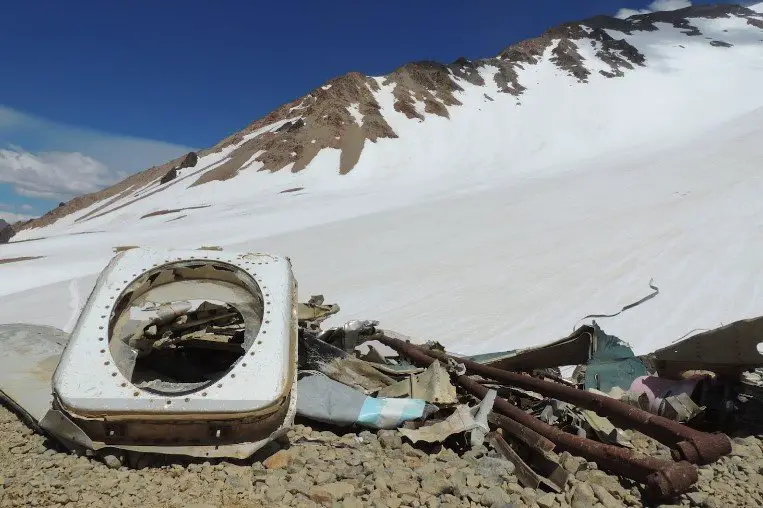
left=0, top=0, right=728, bottom=221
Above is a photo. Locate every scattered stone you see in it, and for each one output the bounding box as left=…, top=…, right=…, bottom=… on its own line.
left=701, top=497, right=723, bottom=508
left=571, top=482, right=597, bottom=508
left=265, top=485, right=287, bottom=503
left=420, top=472, right=452, bottom=495
left=481, top=485, right=512, bottom=507
left=101, top=454, right=122, bottom=469
left=309, top=481, right=355, bottom=505
left=2, top=395, right=763, bottom=508
left=315, top=470, right=337, bottom=484
left=341, top=496, right=364, bottom=508
left=537, top=491, right=557, bottom=508
left=395, top=479, right=419, bottom=495
left=731, top=444, right=751, bottom=457
left=463, top=445, right=488, bottom=462
left=687, top=491, right=708, bottom=506
left=386, top=496, right=403, bottom=508
left=466, top=474, right=481, bottom=488
left=475, top=456, right=516, bottom=484
left=560, top=451, right=586, bottom=474
left=377, top=430, right=403, bottom=450
left=591, top=484, right=622, bottom=508
left=577, top=470, right=627, bottom=497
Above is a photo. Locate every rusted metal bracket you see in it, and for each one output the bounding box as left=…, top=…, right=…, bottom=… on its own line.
left=488, top=432, right=567, bottom=492
left=488, top=411, right=555, bottom=453
left=391, top=337, right=730, bottom=465
left=377, top=335, right=698, bottom=502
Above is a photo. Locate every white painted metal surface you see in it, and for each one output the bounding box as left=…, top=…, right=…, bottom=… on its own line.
left=52, top=247, right=297, bottom=418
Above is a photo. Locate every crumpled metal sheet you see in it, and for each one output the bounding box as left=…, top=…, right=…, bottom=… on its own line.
left=398, top=390, right=496, bottom=445
left=536, top=398, right=633, bottom=448
left=317, top=320, right=379, bottom=352
left=297, top=295, right=340, bottom=328
left=296, top=373, right=432, bottom=429
left=584, top=322, right=647, bottom=392
left=319, top=357, right=397, bottom=394
left=300, top=331, right=400, bottom=393
left=377, top=360, right=458, bottom=404
left=358, top=343, right=390, bottom=365
left=581, top=410, right=633, bottom=448
left=604, top=386, right=649, bottom=408
left=661, top=393, right=703, bottom=423
left=536, top=399, right=585, bottom=435
left=629, top=375, right=704, bottom=422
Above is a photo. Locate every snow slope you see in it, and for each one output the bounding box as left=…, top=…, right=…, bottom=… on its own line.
left=2, top=5, right=763, bottom=357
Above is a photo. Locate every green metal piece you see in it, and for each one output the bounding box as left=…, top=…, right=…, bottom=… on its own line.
left=584, top=322, right=646, bottom=392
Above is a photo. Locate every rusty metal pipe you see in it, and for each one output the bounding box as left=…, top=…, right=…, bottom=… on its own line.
left=488, top=412, right=555, bottom=453
left=378, top=335, right=698, bottom=502
left=390, top=338, right=730, bottom=465
left=459, top=363, right=696, bottom=501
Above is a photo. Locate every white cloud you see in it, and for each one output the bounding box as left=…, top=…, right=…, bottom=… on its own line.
left=0, top=148, right=124, bottom=200
left=0, top=210, right=37, bottom=223
left=0, top=202, right=38, bottom=223
left=0, top=105, right=196, bottom=202
left=650, top=0, right=692, bottom=10
left=616, top=0, right=692, bottom=19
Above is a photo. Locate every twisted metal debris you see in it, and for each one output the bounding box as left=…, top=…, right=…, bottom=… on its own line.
left=376, top=334, right=701, bottom=502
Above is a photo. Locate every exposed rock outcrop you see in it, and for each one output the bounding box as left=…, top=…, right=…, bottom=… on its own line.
left=177, top=151, right=199, bottom=169
left=159, top=168, right=178, bottom=185
left=0, top=219, right=15, bottom=244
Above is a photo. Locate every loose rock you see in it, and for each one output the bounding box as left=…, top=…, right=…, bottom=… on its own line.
left=421, top=472, right=452, bottom=495
left=591, top=484, right=622, bottom=508
left=2, top=400, right=763, bottom=507
left=102, top=454, right=122, bottom=469
left=377, top=430, right=403, bottom=450
left=687, top=491, right=709, bottom=506
left=309, top=481, right=355, bottom=505
left=263, top=449, right=290, bottom=470
left=571, top=482, right=597, bottom=508
left=537, top=491, right=557, bottom=508
left=481, top=485, right=512, bottom=507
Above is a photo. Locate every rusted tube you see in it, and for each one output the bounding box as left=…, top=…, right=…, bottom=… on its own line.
left=390, top=338, right=730, bottom=465
left=459, top=364, right=696, bottom=501
left=378, top=335, right=698, bottom=502
left=488, top=412, right=555, bottom=453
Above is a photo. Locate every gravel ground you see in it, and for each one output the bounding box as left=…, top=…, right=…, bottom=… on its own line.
left=2, top=405, right=763, bottom=508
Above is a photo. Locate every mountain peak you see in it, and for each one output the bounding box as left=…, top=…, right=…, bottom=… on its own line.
left=16, top=3, right=763, bottom=233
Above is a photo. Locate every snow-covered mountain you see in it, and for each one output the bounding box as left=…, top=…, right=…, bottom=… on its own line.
left=3, top=3, right=763, bottom=357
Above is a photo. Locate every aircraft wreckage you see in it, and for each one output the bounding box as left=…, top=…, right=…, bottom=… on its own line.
left=2, top=247, right=763, bottom=502
left=1, top=248, right=299, bottom=459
